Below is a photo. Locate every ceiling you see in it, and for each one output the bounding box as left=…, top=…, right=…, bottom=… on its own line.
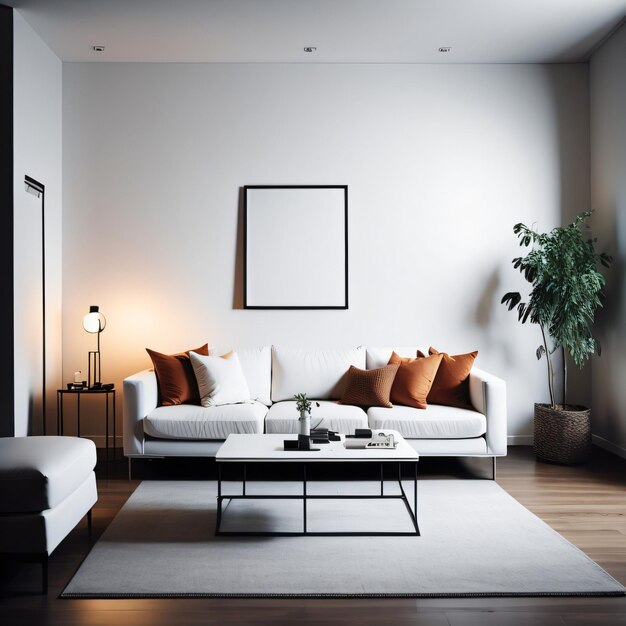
left=6, top=0, right=626, bottom=63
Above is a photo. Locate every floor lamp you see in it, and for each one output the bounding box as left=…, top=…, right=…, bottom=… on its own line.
left=25, top=175, right=46, bottom=435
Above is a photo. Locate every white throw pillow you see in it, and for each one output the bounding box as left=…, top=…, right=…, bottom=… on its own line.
left=209, top=346, right=271, bottom=406
left=189, top=351, right=251, bottom=407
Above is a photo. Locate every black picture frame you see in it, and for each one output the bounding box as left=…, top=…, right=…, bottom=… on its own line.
left=243, top=185, right=348, bottom=310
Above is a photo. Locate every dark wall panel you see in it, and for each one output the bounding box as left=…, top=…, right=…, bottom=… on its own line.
left=0, top=5, right=14, bottom=437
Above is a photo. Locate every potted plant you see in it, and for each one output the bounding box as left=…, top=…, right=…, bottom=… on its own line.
left=501, top=211, right=612, bottom=464
left=294, top=393, right=320, bottom=437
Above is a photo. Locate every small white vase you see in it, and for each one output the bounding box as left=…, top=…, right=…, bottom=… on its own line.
left=299, top=410, right=310, bottom=436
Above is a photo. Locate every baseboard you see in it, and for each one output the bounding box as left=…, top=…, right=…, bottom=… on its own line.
left=592, top=434, right=626, bottom=460
left=507, top=435, right=533, bottom=446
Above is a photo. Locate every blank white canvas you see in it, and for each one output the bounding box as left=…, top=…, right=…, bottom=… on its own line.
left=245, top=187, right=347, bottom=308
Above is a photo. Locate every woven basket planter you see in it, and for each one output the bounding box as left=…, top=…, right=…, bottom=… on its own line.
left=534, top=403, right=591, bottom=465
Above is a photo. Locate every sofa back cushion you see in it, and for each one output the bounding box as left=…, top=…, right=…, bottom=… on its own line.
left=271, top=346, right=366, bottom=402
left=366, top=346, right=429, bottom=369
left=210, top=346, right=272, bottom=405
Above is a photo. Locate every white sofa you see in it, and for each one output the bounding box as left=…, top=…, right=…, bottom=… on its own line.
left=124, top=345, right=507, bottom=474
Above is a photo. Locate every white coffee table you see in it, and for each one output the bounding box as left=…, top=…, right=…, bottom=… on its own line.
left=215, top=433, right=420, bottom=537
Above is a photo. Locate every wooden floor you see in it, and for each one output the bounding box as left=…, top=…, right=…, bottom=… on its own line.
left=1, top=446, right=625, bottom=625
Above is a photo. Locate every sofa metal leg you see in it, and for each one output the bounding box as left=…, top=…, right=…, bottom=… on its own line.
left=492, top=457, right=497, bottom=481
left=128, top=457, right=132, bottom=481
left=87, top=508, right=93, bottom=538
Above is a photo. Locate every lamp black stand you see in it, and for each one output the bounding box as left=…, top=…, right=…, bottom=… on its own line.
left=87, top=327, right=102, bottom=389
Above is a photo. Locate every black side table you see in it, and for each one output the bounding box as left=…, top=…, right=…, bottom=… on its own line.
left=56, top=388, right=116, bottom=460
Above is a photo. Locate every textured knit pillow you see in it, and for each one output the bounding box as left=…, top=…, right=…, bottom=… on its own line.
left=189, top=351, right=251, bottom=407
left=339, top=364, right=399, bottom=408
left=146, top=343, right=209, bottom=406
left=388, top=351, right=443, bottom=409
left=417, top=347, right=477, bottom=409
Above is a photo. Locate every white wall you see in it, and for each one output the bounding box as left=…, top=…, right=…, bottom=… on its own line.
left=590, top=21, right=626, bottom=458
left=62, top=62, right=590, bottom=445
left=13, top=11, right=63, bottom=436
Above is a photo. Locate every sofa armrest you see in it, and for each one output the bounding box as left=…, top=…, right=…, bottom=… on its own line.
left=469, top=367, right=507, bottom=456
left=123, top=369, right=158, bottom=456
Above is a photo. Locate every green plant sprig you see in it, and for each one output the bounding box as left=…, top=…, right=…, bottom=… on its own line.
left=294, top=393, right=320, bottom=416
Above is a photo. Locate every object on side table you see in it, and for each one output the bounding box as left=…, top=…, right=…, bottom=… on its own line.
left=83, top=305, right=107, bottom=389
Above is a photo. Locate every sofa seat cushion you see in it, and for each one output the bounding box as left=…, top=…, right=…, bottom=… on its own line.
left=144, top=401, right=268, bottom=440
left=0, top=436, right=97, bottom=514
left=367, top=404, right=486, bottom=439
left=265, top=400, right=368, bottom=435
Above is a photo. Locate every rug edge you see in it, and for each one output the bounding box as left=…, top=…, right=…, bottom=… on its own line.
left=60, top=591, right=626, bottom=600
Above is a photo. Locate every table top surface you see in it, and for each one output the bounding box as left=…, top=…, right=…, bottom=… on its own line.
left=57, top=387, right=115, bottom=394
left=216, top=433, right=419, bottom=462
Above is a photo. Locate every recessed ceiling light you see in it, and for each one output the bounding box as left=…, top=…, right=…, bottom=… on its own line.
left=438, top=46, right=452, bottom=53
left=303, top=46, right=317, bottom=53
left=92, top=45, right=106, bottom=52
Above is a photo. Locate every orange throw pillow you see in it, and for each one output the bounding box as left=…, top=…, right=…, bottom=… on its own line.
left=340, top=364, right=399, bottom=408
left=418, top=347, right=477, bottom=409
left=146, top=343, right=209, bottom=406
left=388, top=351, right=443, bottom=409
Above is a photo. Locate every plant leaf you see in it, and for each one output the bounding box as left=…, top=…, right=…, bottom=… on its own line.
left=501, top=292, right=521, bottom=310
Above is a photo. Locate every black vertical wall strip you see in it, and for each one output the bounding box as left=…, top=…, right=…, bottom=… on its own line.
left=0, top=5, right=14, bottom=437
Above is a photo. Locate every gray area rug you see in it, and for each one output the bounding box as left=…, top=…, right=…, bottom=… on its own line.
left=62, top=479, right=626, bottom=598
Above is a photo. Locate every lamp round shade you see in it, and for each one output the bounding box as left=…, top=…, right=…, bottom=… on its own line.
left=83, top=306, right=106, bottom=333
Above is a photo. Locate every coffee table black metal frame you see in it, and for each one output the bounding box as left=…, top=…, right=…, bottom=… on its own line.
left=215, top=443, right=420, bottom=537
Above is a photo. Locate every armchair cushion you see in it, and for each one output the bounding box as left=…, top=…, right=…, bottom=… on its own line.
left=0, top=436, right=96, bottom=514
